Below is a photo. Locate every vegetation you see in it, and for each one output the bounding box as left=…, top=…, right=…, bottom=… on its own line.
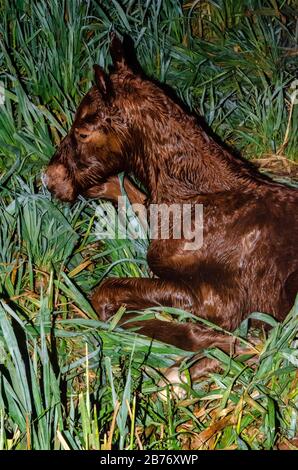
left=0, top=0, right=297, bottom=450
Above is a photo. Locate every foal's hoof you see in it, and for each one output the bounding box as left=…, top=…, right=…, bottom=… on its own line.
left=89, top=286, right=110, bottom=321
left=157, top=357, right=221, bottom=401
left=158, top=366, right=188, bottom=401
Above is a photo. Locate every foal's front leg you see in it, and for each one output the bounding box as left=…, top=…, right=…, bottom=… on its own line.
left=90, top=277, right=238, bottom=354
left=86, top=175, right=146, bottom=205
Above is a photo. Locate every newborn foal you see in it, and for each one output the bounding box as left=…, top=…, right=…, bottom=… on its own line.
left=45, top=36, right=298, bottom=378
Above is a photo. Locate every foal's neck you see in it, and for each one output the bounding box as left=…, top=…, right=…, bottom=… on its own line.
left=123, top=85, right=267, bottom=203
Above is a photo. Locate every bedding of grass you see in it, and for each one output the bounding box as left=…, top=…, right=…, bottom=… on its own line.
left=0, top=0, right=297, bottom=450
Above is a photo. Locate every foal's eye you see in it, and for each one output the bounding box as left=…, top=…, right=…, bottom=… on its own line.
left=79, top=133, right=88, bottom=139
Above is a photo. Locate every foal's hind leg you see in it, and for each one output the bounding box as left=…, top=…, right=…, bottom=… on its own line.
left=90, top=277, right=239, bottom=354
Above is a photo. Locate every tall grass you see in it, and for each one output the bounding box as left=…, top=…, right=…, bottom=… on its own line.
left=0, top=0, right=297, bottom=449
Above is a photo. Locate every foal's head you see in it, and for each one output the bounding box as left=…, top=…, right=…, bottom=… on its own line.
left=45, top=35, right=173, bottom=202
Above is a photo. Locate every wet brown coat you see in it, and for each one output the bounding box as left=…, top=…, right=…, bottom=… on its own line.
left=46, top=37, right=298, bottom=365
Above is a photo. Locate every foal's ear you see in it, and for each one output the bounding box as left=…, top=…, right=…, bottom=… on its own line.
left=110, top=33, right=143, bottom=76
left=93, top=65, right=113, bottom=97
left=110, top=32, right=133, bottom=70
left=110, top=32, right=125, bottom=68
